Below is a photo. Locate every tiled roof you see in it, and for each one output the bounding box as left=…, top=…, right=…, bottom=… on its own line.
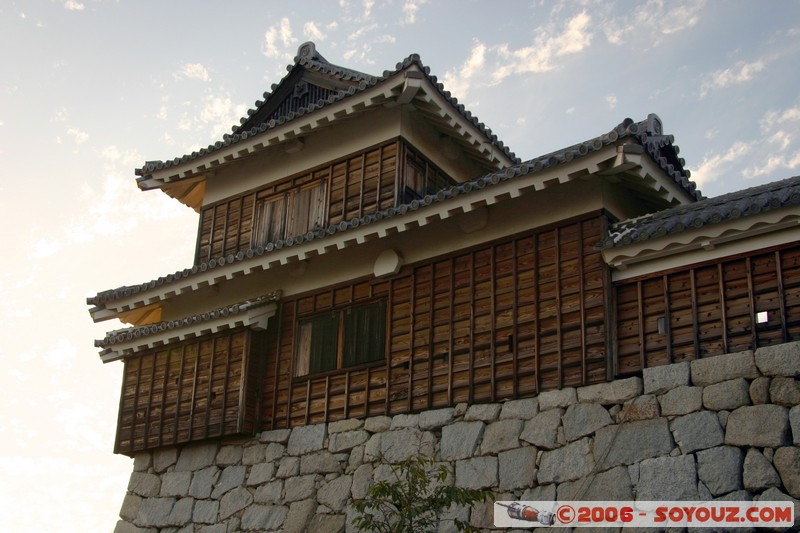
left=135, top=42, right=518, bottom=180
left=95, top=292, right=280, bottom=349
left=90, top=113, right=698, bottom=308
left=601, top=174, right=800, bottom=249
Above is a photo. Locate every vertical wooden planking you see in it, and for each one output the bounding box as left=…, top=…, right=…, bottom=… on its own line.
left=129, top=356, right=143, bottom=453
left=663, top=274, right=673, bottom=364
left=690, top=269, right=700, bottom=357
left=578, top=222, right=587, bottom=385
left=511, top=238, right=520, bottom=398
left=173, top=345, right=186, bottom=445
left=204, top=337, right=217, bottom=438
left=222, top=334, right=233, bottom=434
left=271, top=305, right=284, bottom=431
left=490, top=244, right=497, bottom=401
left=364, top=366, right=371, bottom=416
left=304, top=380, right=311, bottom=426
left=533, top=233, right=540, bottom=394
left=746, top=257, right=757, bottom=349
left=555, top=228, right=563, bottom=388
left=143, top=352, right=157, bottom=447
left=776, top=250, right=788, bottom=343
left=384, top=278, right=393, bottom=415
left=285, top=302, right=295, bottom=429
left=427, top=266, right=435, bottom=410
left=717, top=264, right=729, bottom=353
left=407, top=268, right=416, bottom=412
left=637, top=281, right=646, bottom=370
left=344, top=371, right=350, bottom=419
left=468, top=251, right=476, bottom=403
left=448, top=256, right=455, bottom=405
left=157, top=349, right=171, bottom=447
left=358, top=152, right=367, bottom=218
left=323, top=375, right=330, bottom=422
left=188, top=344, right=201, bottom=440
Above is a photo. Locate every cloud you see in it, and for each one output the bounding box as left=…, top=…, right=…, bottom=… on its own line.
left=66, top=127, right=89, bottom=145
left=691, top=141, right=751, bottom=187
left=303, top=22, right=326, bottom=41
left=262, top=17, right=297, bottom=59
left=402, top=0, right=428, bottom=25
left=442, top=40, right=487, bottom=101
left=174, top=63, right=210, bottom=82
left=64, top=1, right=85, bottom=11
left=362, top=0, right=375, bottom=20
left=492, top=11, right=592, bottom=83
left=52, top=107, right=69, bottom=122
left=606, top=94, right=617, bottom=110
left=741, top=105, right=800, bottom=179
left=603, top=0, right=706, bottom=46
left=699, top=59, right=766, bottom=98
left=761, top=106, right=800, bottom=132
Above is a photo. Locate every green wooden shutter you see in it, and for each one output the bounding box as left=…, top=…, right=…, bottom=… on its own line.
left=342, top=301, right=386, bottom=367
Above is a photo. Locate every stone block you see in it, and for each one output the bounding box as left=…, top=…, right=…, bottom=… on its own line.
left=260, top=428, right=291, bottom=443
left=440, top=421, right=484, bottom=460
left=658, top=385, right=703, bottom=416
left=480, top=419, right=523, bottom=455
left=390, top=413, right=419, bottom=428
left=637, top=455, right=698, bottom=500
left=464, top=403, right=502, bottom=422
left=153, top=448, right=178, bottom=473
left=557, top=466, right=632, bottom=501
left=329, top=418, right=363, bottom=433
left=175, top=442, right=218, bottom=472
left=119, top=493, right=142, bottom=522
left=198, top=524, right=227, bottom=533
left=329, top=430, right=370, bottom=453
left=351, top=464, right=373, bottom=500
left=538, top=437, right=594, bottom=484
left=287, top=423, right=327, bottom=455
left=113, top=520, right=156, bottom=533
left=593, top=418, right=673, bottom=467
left=577, top=377, right=642, bottom=404
left=770, top=376, right=800, bottom=406
left=381, top=427, right=422, bottom=463
left=791, top=405, right=800, bottom=445
left=308, top=514, right=346, bottom=533
left=774, top=446, right=800, bottom=499
left=619, top=394, right=660, bottom=422
left=188, top=466, right=219, bottom=499
left=211, top=465, right=246, bottom=498
left=455, top=456, right=498, bottom=489
left=749, top=376, right=771, bottom=404
left=538, top=387, right=577, bottom=411
left=643, top=362, right=690, bottom=394
left=691, top=351, right=758, bottom=386
left=264, top=442, right=285, bottom=462
left=702, top=378, right=751, bottom=411
left=696, top=446, right=743, bottom=496
left=215, top=445, right=243, bottom=466
left=670, top=410, right=724, bottom=453
left=276, top=456, right=300, bottom=478
left=219, top=486, right=253, bottom=519
left=247, top=462, right=275, bottom=486
left=242, top=443, right=266, bottom=465
left=300, top=451, right=342, bottom=475
left=499, top=398, right=539, bottom=420
left=318, top=474, right=352, bottom=512
left=284, top=499, right=317, bottom=533
left=755, top=342, right=800, bottom=377
left=135, top=497, right=175, bottom=528
left=725, top=404, right=790, bottom=447
left=254, top=480, right=283, bottom=504
left=363, top=433, right=381, bottom=461
left=743, top=448, right=780, bottom=492
left=167, top=497, right=193, bottom=526
left=133, top=452, right=152, bottom=473
left=520, top=408, right=563, bottom=449
left=193, top=499, right=219, bottom=524
left=364, top=415, right=392, bottom=433
left=521, top=483, right=557, bottom=502
left=128, top=472, right=161, bottom=498
left=284, top=474, right=316, bottom=502
left=498, top=446, right=537, bottom=491
left=160, top=471, right=191, bottom=497
left=241, top=504, right=287, bottom=531
left=419, top=408, right=455, bottom=429
left=756, top=487, right=800, bottom=529
left=562, top=403, right=612, bottom=441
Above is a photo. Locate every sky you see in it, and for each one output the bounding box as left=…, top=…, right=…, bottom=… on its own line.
left=1, top=1, right=799, bottom=531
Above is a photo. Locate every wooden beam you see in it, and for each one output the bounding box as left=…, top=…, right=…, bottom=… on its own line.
left=776, top=250, right=788, bottom=343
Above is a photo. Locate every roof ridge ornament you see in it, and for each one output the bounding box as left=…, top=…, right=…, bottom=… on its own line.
left=296, top=41, right=326, bottom=64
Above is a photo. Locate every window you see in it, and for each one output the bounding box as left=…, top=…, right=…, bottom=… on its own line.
left=253, top=181, right=326, bottom=246
left=294, top=301, right=386, bottom=376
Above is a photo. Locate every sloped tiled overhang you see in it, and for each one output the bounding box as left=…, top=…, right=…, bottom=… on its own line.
left=89, top=112, right=698, bottom=337
left=135, top=42, right=519, bottom=212
left=601, top=175, right=800, bottom=280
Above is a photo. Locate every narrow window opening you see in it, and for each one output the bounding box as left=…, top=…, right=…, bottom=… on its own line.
left=756, top=311, right=769, bottom=324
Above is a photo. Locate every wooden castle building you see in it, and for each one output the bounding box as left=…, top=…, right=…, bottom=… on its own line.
left=89, top=43, right=800, bottom=457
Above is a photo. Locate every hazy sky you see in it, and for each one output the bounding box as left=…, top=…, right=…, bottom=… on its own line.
left=1, top=1, right=799, bottom=531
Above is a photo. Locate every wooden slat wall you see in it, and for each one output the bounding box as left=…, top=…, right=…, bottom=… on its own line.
left=115, top=329, right=253, bottom=455
left=195, top=139, right=456, bottom=265
left=615, top=243, right=800, bottom=375
left=261, top=214, right=608, bottom=430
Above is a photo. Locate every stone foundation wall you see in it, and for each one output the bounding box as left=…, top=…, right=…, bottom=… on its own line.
left=115, top=343, right=800, bottom=533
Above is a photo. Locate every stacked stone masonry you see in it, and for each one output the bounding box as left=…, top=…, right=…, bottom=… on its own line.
left=116, top=342, right=800, bottom=532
